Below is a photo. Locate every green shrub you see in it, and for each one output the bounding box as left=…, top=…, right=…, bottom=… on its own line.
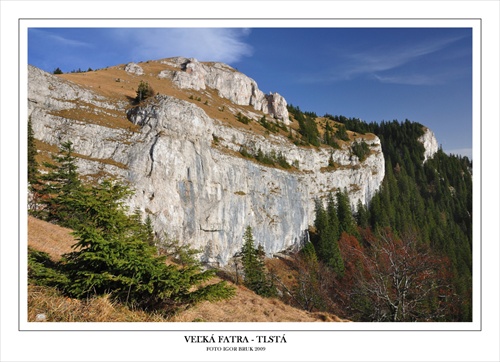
left=236, top=112, right=251, bottom=125
left=351, top=140, right=370, bottom=162
left=135, top=81, right=155, bottom=103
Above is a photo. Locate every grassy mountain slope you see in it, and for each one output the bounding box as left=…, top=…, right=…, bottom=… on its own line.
left=54, top=60, right=375, bottom=150
left=27, top=216, right=347, bottom=323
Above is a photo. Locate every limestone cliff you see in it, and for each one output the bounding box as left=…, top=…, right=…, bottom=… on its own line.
left=28, top=59, right=385, bottom=266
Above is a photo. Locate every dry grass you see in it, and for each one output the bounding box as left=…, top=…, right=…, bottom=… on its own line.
left=28, top=216, right=76, bottom=260
left=28, top=284, right=168, bottom=322
left=169, top=284, right=347, bottom=322
left=27, top=217, right=348, bottom=323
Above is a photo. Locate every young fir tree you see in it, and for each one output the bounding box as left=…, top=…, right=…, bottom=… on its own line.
left=27, top=116, right=39, bottom=185
left=240, top=226, right=274, bottom=297
left=36, top=141, right=84, bottom=227
left=59, top=179, right=235, bottom=310
left=313, top=196, right=344, bottom=276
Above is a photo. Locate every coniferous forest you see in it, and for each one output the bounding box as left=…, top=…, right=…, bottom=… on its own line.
left=284, top=112, right=473, bottom=321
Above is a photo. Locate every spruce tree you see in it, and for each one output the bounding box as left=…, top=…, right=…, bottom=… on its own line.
left=61, top=179, right=234, bottom=310
left=336, top=190, right=358, bottom=237
left=355, top=200, right=370, bottom=229
left=27, top=116, right=39, bottom=185
left=36, top=141, right=84, bottom=227
left=313, top=196, right=344, bottom=276
left=135, top=81, right=155, bottom=103
left=240, top=226, right=274, bottom=296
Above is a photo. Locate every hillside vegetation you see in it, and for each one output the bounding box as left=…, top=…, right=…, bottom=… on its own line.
left=27, top=217, right=346, bottom=322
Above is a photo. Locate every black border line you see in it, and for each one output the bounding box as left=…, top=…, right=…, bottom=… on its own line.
left=19, top=18, right=481, bottom=333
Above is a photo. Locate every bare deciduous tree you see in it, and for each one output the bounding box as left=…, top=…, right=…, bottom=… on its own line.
left=348, top=230, right=457, bottom=322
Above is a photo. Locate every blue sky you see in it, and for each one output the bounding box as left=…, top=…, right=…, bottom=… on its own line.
left=28, top=27, right=473, bottom=158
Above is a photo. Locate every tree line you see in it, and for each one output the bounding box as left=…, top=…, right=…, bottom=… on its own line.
left=282, top=116, right=473, bottom=321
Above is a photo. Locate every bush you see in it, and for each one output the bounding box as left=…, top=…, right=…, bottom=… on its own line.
left=236, top=112, right=251, bottom=125
left=335, top=125, right=349, bottom=141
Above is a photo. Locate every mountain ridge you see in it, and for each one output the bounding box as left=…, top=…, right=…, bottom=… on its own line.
left=27, top=57, right=436, bottom=265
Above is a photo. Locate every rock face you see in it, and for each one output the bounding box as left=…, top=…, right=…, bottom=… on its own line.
left=162, top=57, right=290, bottom=124
left=28, top=62, right=385, bottom=266
left=418, top=127, right=439, bottom=162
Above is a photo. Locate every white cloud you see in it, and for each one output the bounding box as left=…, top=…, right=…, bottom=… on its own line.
left=112, top=28, right=253, bottom=64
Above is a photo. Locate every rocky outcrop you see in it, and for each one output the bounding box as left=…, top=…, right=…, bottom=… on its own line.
left=28, top=64, right=385, bottom=266
left=418, top=127, right=439, bottom=162
left=161, top=57, right=289, bottom=124
left=125, top=62, right=144, bottom=76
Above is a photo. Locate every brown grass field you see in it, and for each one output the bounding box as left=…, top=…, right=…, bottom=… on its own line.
left=27, top=216, right=347, bottom=323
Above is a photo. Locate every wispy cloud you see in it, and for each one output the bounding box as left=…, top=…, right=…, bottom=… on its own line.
left=345, top=36, right=463, bottom=77
left=29, top=29, right=92, bottom=47
left=111, top=28, right=253, bottom=64
left=372, top=74, right=445, bottom=86
left=299, top=35, right=466, bottom=85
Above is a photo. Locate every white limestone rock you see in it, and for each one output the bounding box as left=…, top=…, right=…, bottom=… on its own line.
left=418, top=127, right=439, bottom=162
left=125, top=62, right=144, bottom=76
left=162, top=57, right=290, bottom=124
left=35, top=313, right=47, bottom=322
left=27, top=65, right=116, bottom=111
